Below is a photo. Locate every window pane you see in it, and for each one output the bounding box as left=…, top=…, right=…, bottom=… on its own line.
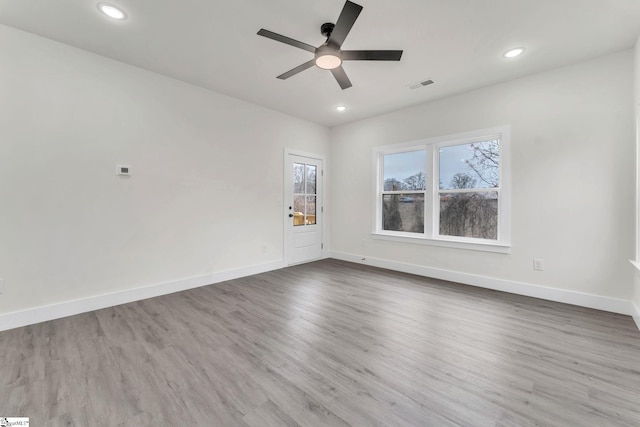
left=306, top=165, right=317, bottom=194
left=383, top=150, right=426, bottom=191
left=293, top=163, right=305, bottom=194
left=382, top=194, right=425, bottom=233
left=306, top=196, right=316, bottom=225
left=439, top=140, right=499, bottom=190
left=439, top=191, right=498, bottom=239
left=293, top=195, right=305, bottom=226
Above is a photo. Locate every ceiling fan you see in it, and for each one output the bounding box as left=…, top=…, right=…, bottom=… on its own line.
left=257, top=0, right=403, bottom=90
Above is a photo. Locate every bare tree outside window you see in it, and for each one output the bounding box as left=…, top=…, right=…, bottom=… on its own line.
left=403, top=171, right=426, bottom=191
left=465, top=140, right=500, bottom=188
left=439, top=140, right=500, bottom=239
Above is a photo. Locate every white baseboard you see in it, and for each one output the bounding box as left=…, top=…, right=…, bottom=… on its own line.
left=0, top=260, right=285, bottom=332
left=632, top=302, right=640, bottom=331
left=3, top=254, right=637, bottom=333
left=329, top=251, right=635, bottom=316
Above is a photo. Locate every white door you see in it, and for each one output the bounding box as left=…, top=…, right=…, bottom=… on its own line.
left=284, top=152, right=324, bottom=265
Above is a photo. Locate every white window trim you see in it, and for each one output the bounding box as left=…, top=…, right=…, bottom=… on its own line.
left=372, top=126, right=511, bottom=253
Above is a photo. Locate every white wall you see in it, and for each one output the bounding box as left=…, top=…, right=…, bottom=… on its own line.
left=0, top=25, right=329, bottom=316
left=330, top=50, right=635, bottom=305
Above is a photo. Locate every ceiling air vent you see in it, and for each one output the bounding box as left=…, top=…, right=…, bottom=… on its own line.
left=408, top=79, right=434, bottom=90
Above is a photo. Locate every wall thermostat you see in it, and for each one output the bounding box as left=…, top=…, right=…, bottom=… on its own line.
left=116, top=165, right=132, bottom=176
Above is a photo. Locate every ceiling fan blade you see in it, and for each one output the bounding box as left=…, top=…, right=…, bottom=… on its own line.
left=342, top=50, right=403, bottom=61
left=257, top=29, right=317, bottom=53
left=277, top=59, right=316, bottom=80
left=330, top=66, right=352, bottom=90
left=327, top=1, right=363, bottom=48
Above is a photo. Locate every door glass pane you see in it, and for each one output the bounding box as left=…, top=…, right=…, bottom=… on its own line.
left=293, top=195, right=305, bottom=226
left=439, top=191, right=498, bottom=239
left=306, top=196, right=316, bottom=225
left=382, top=194, right=425, bottom=233
left=292, top=161, right=319, bottom=227
left=306, top=165, right=317, bottom=194
left=439, top=140, right=499, bottom=190
left=383, top=150, right=426, bottom=191
left=293, top=163, right=305, bottom=194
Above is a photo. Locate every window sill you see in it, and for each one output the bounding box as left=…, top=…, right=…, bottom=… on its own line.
left=371, top=232, right=511, bottom=254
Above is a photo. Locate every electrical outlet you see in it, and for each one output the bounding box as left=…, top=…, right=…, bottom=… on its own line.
left=361, top=239, right=367, bottom=247
left=533, top=258, right=544, bottom=271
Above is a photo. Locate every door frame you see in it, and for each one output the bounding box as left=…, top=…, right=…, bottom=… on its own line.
left=283, top=148, right=326, bottom=265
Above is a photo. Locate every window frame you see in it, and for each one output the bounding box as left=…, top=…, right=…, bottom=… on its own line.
left=373, top=126, right=511, bottom=253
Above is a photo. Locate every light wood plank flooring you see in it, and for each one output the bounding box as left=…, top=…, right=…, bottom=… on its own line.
left=1, top=259, right=639, bottom=426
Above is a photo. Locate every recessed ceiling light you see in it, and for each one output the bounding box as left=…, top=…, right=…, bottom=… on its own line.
left=336, top=106, right=347, bottom=112
left=503, top=47, right=525, bottom=59
left=98, top=3, right=127, bottom=20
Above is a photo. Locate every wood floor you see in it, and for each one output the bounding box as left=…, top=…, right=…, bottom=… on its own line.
left=1, top=259, right=639, bottom=426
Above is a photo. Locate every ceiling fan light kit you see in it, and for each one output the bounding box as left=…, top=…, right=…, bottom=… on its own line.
left=257, top=0, right=403, bottom=90
left=315, top=45, right=342, bottom=70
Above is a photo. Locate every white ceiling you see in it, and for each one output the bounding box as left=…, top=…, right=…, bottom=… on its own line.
left=1, top=0, right=639, bottom=127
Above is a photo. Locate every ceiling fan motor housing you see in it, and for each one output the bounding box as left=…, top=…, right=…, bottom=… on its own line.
left=321, top=22, right=335, bottom=38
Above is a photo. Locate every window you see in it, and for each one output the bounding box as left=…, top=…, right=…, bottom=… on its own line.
left=438, top=140, right=500, bottom=240
left=374, top=127, right=510, bottom=252
left=382, top=149, right=426, bottom=233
